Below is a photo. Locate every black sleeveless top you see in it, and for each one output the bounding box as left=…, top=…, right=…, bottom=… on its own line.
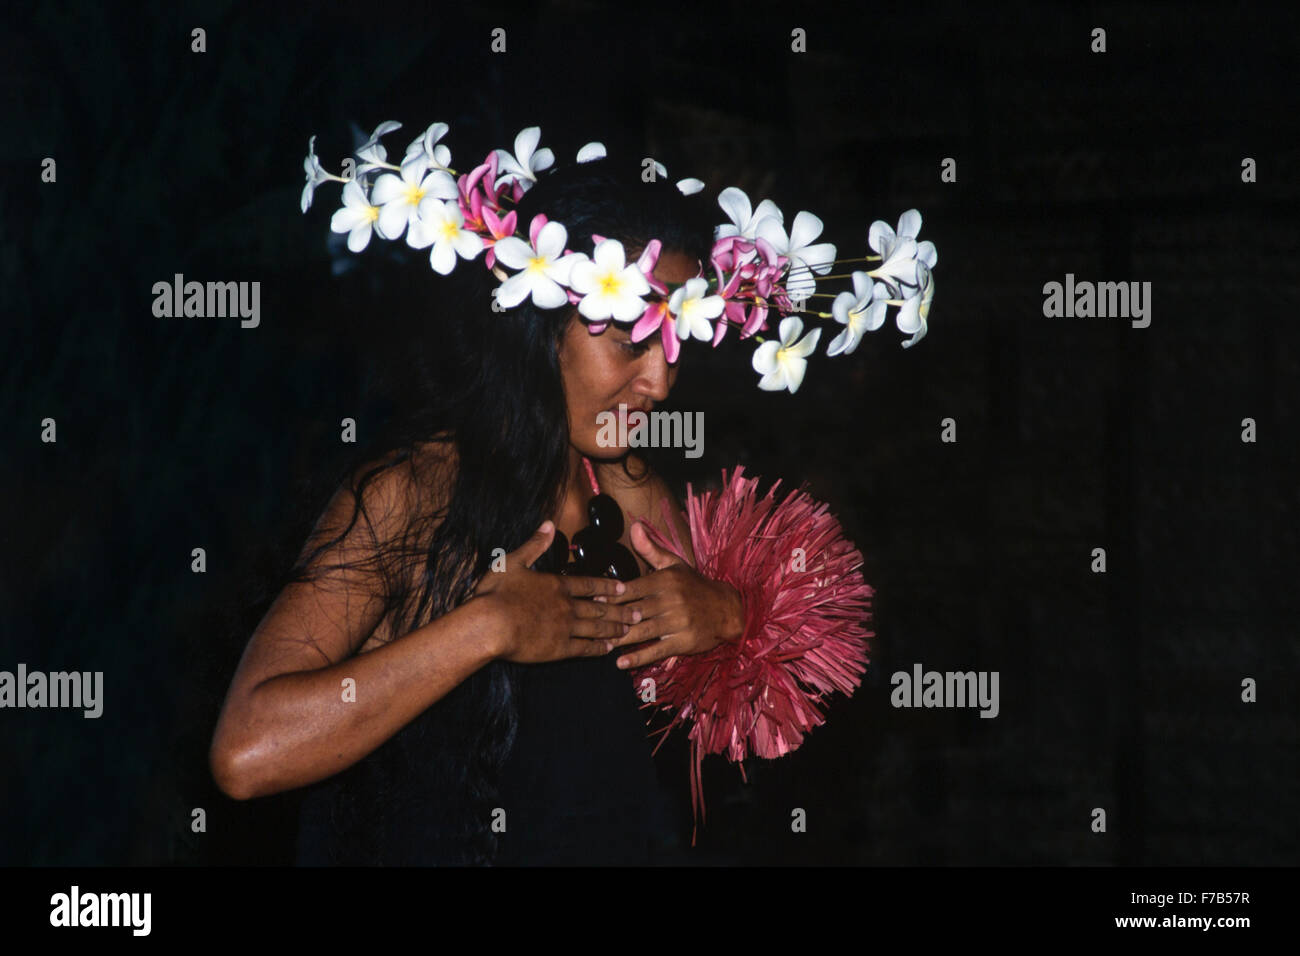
left=295, top=652, right=687, bottom=866
left=494, top=653, right=684, bottom=865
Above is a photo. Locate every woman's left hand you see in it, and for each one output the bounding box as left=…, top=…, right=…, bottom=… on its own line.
left=602, top=520, right=745, bottom=670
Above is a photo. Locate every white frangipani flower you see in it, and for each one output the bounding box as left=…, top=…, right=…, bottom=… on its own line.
left=874, top=209, right=937, bottom=265
left=329, top=180, right=382, bottom=252
left=891, top=209, right=922, bottom=243
left=828, top=272, right=889, bottom=356
left=917, top=240, right=937, bottom=272
left=866, top=235, right=918, bottom=289
left=493, top=221, right=585, bottom=309
left=894, top=260, right=934, bottom=349
left=370, top=156, right=458, bottom=244
left=407, top=199, right=483, bottom=275
left=751, top=317, right=822, bottom=394
left=302, top=135, right=333, bottom=213
left=756, top=210, right=837, bottom=301
left=868, top=209, right=936, bottom=287
left=676, top=177, right=705, bottom=196
left=404, top=122, right=452, bottom=170
left=716, top=187, right=783, bottom=240
left=668, top=277, right=725, bottom=341
left=576, top=142, right=606, bottom=163
left=568, top=239, right=650, bottom=322
left=355, top=120, right=402, bottom=173
left=494, top=127, right=555, bottom=188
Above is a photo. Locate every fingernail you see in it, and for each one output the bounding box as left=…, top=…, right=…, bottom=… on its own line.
left=622, top=624, right=629, bottom=634
left=616, top=657, right=629, bottom=669
left=616, top=582, right=626, bottom=594
left=605, top=641, right=614, bottom=652
left=632, top=609, right=642, bottom=623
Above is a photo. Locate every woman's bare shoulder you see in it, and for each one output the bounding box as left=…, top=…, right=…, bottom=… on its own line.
left=413, top=431, right=457, bottom=468
left=339, top=433, right=457, bottom=532
left=408, top=432, right=459, bottom=505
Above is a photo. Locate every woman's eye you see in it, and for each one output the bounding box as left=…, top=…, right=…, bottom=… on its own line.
left=622, top=340, right=652, bottom=356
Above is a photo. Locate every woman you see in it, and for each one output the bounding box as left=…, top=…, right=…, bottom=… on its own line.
left=209, top=159, right=746, bottom=864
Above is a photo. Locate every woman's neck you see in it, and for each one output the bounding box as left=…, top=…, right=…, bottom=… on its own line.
left=565, top=445, right=596, bottom=504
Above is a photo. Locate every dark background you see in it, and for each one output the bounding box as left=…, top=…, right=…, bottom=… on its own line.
left=3, top=0, right=1296, bottom=866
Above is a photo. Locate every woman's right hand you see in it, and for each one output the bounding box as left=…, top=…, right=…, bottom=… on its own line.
left=473, top=521, right=638, bottom=664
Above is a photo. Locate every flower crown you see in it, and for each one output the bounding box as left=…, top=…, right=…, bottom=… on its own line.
left=302, top=122, right=937, bottom=393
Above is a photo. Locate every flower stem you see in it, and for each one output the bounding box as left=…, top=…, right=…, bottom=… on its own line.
left=796, top=255, right=882, bottom=272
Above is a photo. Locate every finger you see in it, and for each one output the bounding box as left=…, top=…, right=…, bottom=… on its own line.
left=562, top=574, right=627, bottom=599
left=569, top=614, right=631, bottom=641
left=571, top=598, right=642, bottom=627
left=606, top=605, right=678, bottom=647
left=615, top=634, right=680, bottom=670
left=601, top=568, right=680, bottom=604
left=629, top=521, right=685, bottom=572
left=511, top=521, right=556, bottom=568
left=572, top=638, right=616, bottom=658
left=601, top=577, right=648, bottom=604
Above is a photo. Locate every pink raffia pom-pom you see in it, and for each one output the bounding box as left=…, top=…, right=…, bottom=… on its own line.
left=631, top=466, right=873, bottom=840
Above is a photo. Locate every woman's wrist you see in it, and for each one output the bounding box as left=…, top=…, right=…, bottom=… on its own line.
left=468, top=592, right=517, bottom=661
left=720, top=581, right=745, bottom=643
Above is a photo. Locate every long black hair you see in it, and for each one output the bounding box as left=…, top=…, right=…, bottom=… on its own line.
left=285, top=155, right=717, bottom=864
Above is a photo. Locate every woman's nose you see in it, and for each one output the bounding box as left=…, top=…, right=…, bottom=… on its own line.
left=635, top=353, right=674, bottom=402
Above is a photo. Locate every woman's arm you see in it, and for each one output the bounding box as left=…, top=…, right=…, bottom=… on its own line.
left=210, top=592, right=510, bottom=801
left=209, top=456, right=508, bottom=800
left=210, top=453, right=632, bottom=800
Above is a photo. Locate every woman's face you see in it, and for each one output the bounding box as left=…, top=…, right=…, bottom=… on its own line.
left=558, top=247, right=701, bottom=459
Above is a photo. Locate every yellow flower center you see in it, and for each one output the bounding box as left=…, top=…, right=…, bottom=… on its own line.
left=364, top=205, right=379, bottom=224
left=599, top=273, right=622, bottom=295
left=527, top=255, right=548, bottom=274
left=440, top=221, right=460, bottom=242
left=405, top=183, right=425, bottom=206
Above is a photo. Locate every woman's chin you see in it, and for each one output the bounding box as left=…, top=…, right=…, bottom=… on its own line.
left=575, top=436, right=627, bottom=461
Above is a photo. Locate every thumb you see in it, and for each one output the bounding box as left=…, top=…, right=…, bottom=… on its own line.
left=630, top=520, right=682, bottom=571
left=514, top=520, right=556, bottom=567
